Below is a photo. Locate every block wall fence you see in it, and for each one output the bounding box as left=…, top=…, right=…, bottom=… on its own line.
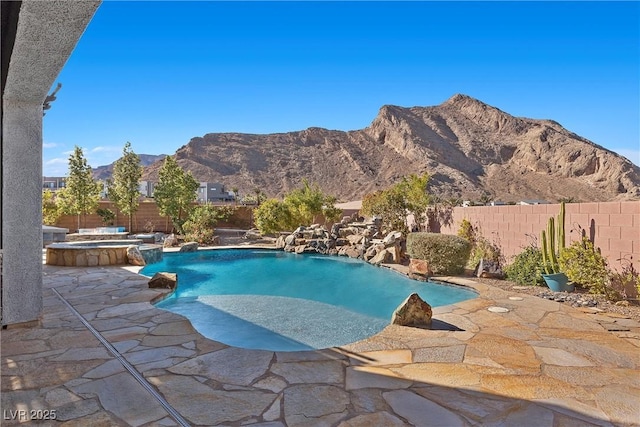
left=54, top=201, right=254, bottom=233
left=439, top=201, right=640, bottom=273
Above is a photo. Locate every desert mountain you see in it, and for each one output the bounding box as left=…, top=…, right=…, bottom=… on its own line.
left=93, top=154, right=167, bottom=180
left=142, top=94, right=640, bottom=202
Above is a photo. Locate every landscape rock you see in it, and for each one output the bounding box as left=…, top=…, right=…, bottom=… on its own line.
left=149, top=272, right=177, bottom=290
left=476, top=259, right=504, bottom=279
left=391, top=293, right=432, bottom=328
left=409, top=258, right=432, bottom=278
left=275, top=235, right=286, bottom=249
left=179, top=242, right=198, bottom=252
left=369, top=248, right=394, bottom=265
left=383, top=231, right=403, bottom=246
left=284, top=234, right=296, bottom=246
left=163, top=234, right=178, bottom=248
left=244, top=229, right=262, bottom=240
left=126, top=245, right=146, bottom=266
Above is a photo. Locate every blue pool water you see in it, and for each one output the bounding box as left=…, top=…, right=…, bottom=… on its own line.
left=140, top=249, right=476, bottom=351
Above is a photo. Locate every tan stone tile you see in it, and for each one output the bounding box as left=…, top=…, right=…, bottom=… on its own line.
left=543, top=365, right=640, bottom=388
left=149, top=321, right=196, bottom=336
left=284, top=384, right=349, bottom=426
left=466, top=333, right=540, bottom=372
left=345, top=366, right=413, bottom=390
left=390, top=363, right=483, bottom=388
left=348, top=349, right=412, bottom=366
left=595, top=384, right=640, bottom=426
left=480, top=374, right=584, bottom=399
left=539, top=312, right=606, bottom=332
left=532, top=346, right=594, bottom=367
left=271, top=360, right=344, bottom=384
left=338, top=412, right=408, bottom=427
left=168, top=348, right=272, bottom=386
left=383, top=389, right=470, bottom=426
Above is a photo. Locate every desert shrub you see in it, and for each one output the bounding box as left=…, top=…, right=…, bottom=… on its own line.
left=96, top=208, right=115, bottom=226
left=182, top=204, right=235, bottom=244
left=457, top=219, right=476, bottom=246
left=505, top=246, right=544, bottom=286
left=457, top=219, right=503, bottom=269
left=558, top=236, right=609, bottom=294
left=406, top=232, right=471, bottom=275
left=607, top=256, right=640, bottom=301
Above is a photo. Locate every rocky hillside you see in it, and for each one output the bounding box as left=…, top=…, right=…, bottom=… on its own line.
left=142, top=94, right=640, bottom=202
left=93, top=154, right=167, bottom=180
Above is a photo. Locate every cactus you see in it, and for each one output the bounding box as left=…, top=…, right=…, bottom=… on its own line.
left=541, top=202, right=566, bottom=275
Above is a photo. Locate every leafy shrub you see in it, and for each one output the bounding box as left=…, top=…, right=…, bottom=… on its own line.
left=607, top=256, right=639, bottom=301
left=558, top=236, right=608, bottom=294
left=407, top=232, right=471, bottom=275
left=457, top=219, right=503, bottom=269
left=96, top=208, right=115, bottom=226
left=505, top=246, right=544, bottom=286
left=182, top=204, right=235, bottom=244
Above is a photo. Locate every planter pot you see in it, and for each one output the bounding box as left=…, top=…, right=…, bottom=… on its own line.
left=542, top=273, right=574, bottom=292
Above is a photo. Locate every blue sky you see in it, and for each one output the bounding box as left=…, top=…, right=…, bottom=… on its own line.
left=43, top=1, right=640, bottom=176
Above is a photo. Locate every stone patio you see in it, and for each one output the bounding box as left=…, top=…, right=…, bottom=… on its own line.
left=2, top=260, right=639, bottom=426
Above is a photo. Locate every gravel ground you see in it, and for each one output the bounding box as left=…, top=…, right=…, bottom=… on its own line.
left=473, top=277, right=640, bottom=321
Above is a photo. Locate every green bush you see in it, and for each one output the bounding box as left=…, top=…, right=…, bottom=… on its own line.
left=505, top=246, right=544, bottom=286
left=406, top=232, right=471, bottom=275
left=558, top=236, right=608, bottom=294
left=182, top=204, right=235, bottom=244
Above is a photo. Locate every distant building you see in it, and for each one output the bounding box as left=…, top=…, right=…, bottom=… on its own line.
left=197, top=182, right=234, bottom=203
left=42, top=176, right=66, bottom=191
left=139, top=181, right=155, bottom=198
left=519, top=199, right=549, bottom=205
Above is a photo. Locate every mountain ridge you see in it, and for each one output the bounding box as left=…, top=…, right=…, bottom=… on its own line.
left=135, top=94, right=639, bottom=202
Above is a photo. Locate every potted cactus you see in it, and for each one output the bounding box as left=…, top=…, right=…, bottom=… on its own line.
left=540, top=202, right=574, bottom=292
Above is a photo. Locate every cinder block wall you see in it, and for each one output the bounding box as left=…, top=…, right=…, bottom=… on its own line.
left=55, top=201, right=254, bottom=233
left=439, top=201, right=640, bottom=273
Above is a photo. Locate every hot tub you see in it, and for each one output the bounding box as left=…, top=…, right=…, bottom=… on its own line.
left=45, top=240, right=163, bottom=267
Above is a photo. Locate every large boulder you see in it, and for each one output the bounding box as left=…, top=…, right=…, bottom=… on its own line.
left=148, top=272, right=177, bottom=290
left=476, top=259, right=504, bottom=279
left=369, top=248, right=395, bottom=265
left=391, top=293, right=432, bottom=328
left=179, top=242, right=198, bottom=252
left=383, top=231, right=403, bottom=246
left=275, top=235, right=286, bottom=249
left=409, top=258, right=432, bottom=280
left=126, top=245, right=146, bottom=266
left=284, top=234, right=297, bottom=246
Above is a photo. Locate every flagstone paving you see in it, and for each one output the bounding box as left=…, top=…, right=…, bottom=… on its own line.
left=2, top=263, right=640, bottom=426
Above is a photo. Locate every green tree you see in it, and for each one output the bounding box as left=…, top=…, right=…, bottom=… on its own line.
left=284, top=179, right=334, bottom=226
left=399, top=173, right=431, bottom=229
left=153, top=156, right=199, bottom=233
left=253, top=198, right=292, bottom=235
left=252, top=181, right=340, bottom=235
left=183, top=204, right=235, bottom=244
left=57, top=146, right=101, bottom=230
left=361, top=186, right=408, bottom=233
left=361, top=173, right=431, bottom=233
left=42, top=189, right=62, bottom=225
left=107, top=142, right=143, bottom=233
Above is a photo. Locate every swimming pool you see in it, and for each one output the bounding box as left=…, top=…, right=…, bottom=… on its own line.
left=140, top=249, right=476, bottom=351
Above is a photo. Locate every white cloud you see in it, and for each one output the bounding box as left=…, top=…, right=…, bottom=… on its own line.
left=45, top=158, right=68, bottom=165
left=91, top=146, right=121, bottom=153
left=43, top=142, right=58, bottom=149
left=613, top=148, right=640, bottom=167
